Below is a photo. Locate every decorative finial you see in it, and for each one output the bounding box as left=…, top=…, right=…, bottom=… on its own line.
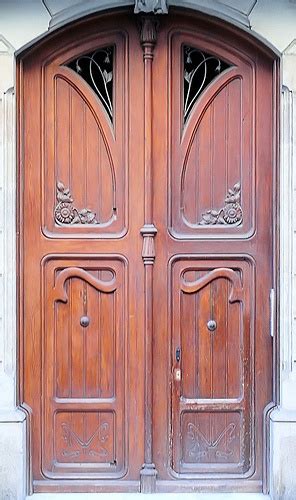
left=134, top=0, right=168, bottom=14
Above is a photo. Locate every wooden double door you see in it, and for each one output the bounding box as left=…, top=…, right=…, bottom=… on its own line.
left=19, top=8, right=277, bottom=493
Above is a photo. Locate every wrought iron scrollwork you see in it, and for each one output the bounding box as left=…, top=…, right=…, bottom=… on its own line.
left=183, top=46, right=230, bottom=122
left=67, top=46, right=114, bottom=121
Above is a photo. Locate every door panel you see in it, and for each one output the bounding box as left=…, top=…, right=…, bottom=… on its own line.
left=20, top=13, right=145, bottom=492
left=42, top=257, right=127, bottom=479
left=169, top=32, right=254, bottom=239
left=170, top=257, right=253, bottom=476
left=43, top=32, right=127, bottom=238
left=152, top=12, right=276, bottom=492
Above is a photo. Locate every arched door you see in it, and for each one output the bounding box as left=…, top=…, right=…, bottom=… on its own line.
left=19, top=8, right=277, bottom=493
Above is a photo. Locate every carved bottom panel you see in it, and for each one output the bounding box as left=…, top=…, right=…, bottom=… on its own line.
left=181, top=411, right=244, bottom=470
left=54, top=411, right=115, bottom=468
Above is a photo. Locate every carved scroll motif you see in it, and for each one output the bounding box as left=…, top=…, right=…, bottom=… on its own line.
left=52, top=267, right=117, bottom=303
left=181, top=268, right=243, bottom=303
left=134, top=0, right=168, bottom=14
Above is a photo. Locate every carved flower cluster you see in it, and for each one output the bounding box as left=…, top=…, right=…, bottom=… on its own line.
left=54, top=182, right=98, bottom=225
left=199, top=182, right=243, bottom=226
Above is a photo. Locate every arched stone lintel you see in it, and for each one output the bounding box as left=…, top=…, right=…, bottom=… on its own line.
left=15, top=0, right=281, bottom=58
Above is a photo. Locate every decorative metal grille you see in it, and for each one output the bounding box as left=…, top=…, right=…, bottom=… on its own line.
left=183, top=46, right=230, bottom=122
left=67, top=46, right=114, bottom=121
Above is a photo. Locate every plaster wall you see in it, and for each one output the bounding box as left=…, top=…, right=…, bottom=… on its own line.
left=0, top=1, right=296, bottom=498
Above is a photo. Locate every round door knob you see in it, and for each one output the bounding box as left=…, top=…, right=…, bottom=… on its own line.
left=207, top=319, right=217, bottom=332
left=80, top=315, right=90, bottom=328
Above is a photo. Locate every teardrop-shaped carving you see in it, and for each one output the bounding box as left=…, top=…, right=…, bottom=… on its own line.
left=54, top=77, right=116, bottom=227
left=181, top=77, right=243, bottom=228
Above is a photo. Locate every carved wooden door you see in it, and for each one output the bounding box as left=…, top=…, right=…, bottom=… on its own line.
left=151, top=13, right=276, bottom=493
left=19, top=8, right=277, bottom=494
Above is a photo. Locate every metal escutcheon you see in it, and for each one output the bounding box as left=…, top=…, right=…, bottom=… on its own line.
left=207, top=319, right=217, bottom=332
left=80, top=315, right=90, bottom=328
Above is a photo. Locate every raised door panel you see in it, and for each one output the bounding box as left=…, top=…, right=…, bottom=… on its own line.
left=170, top=257, right=253, bottom=476
left=42, top=256, right=127, bottom=479
left=169, top=32, right=254, bottom=239
left=43, top=32, right=127, bottom=238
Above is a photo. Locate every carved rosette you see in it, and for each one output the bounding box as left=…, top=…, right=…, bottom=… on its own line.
left=140, top=224, right=157, bottom=265
left=199, top=182, right=243, bottom=226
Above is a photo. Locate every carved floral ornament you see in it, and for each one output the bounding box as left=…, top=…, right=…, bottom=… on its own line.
left=54, top=181, right=99, bottom=225
left=134, top=0, right=168, bottom=14
left=199, top=182, right=243, bottom=226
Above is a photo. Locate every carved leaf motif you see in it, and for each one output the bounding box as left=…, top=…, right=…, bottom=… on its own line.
left=103, top=70, right=113, bottom=84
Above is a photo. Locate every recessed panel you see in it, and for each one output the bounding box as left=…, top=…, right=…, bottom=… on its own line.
left=43, top=33, right=128, bottom=238
left=180, top=411, right=248, bottom=473
left=180, top=267, right=242, bottom=399
left=41, top=256, right=127, bottom=479
left=169, top=33, right=254, bottom=239
left=170, top=256, right=254, bottom=477
left=54, top=411, right=115, bottom=469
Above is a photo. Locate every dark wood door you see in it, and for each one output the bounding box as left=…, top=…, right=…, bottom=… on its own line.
left=19, top=8, right=277, bottom=494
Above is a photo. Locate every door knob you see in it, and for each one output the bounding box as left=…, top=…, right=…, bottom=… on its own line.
left=207, top=319, right=217, bottom=332
left=80, top=315, right=90, bottom=327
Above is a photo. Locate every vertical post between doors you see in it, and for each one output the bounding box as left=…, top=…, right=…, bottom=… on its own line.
left=139, top=15, right=158, bottom=493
